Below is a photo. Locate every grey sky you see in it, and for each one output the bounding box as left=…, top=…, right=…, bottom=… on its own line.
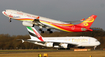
left=0, top=0, right=105, bottom=35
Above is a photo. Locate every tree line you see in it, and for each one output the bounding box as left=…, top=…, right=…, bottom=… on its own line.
left=0, top=27, right=105, bottom=49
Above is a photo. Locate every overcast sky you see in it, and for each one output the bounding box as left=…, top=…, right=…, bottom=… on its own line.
left=0, top=0, right=105, bottom=35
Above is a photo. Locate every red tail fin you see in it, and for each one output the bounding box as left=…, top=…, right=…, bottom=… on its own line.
left=76, top=15, right=97, bottom=28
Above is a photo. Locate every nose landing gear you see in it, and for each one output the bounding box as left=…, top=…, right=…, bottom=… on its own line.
left=94, top=46, right=97, bottom=50
left=9, top=18, right=12, bottom=22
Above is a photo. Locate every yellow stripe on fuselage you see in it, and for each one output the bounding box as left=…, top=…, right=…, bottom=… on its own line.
left=15, top=18, right=34, bottom=21
left=40, top=21, right=73, bottom=32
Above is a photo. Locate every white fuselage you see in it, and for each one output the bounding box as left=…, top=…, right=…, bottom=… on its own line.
left=2, top=9, right=66, bottom=24
left=29, top=36, right=100, bottom=47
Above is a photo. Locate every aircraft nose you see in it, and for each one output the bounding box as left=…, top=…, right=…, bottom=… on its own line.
left=2, top=11, right=5, bottom=14
left=97, top=41, right=100, bottom=45
left=2, top=11, right=7, bottom=15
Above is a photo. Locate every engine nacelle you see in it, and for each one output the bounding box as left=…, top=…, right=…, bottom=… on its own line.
left=60, top=44, right=68, bottom=48
left=54, top=45, right=60, bottom=48
left=44, top=43, right=70, bottom=48
left=45, top=43, right=53, bottom=47
left=22, top=21, right=33, bottom=27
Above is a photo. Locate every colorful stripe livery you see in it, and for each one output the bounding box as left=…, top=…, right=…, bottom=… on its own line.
left=2, top=10, right=97, bottom=32
left=76, top=15, right=97, bottom=28
left=27, top=26, right=44, bottom=41
left=14, top=15, right=97, bottom=32
left=40, top=20, right=74, bottom=32
left=15, top=18, right=34, bottom=21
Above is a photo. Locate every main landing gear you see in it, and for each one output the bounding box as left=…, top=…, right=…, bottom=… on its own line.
left=39, top=29, right=53, bottom=33
left=39, top=26, right=53, bottom=33
left=39, top=29, right=44, bottom=33
left=47, top=29, right=53, bottom=33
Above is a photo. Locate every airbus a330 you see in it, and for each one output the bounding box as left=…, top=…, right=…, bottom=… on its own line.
left=2, top=9, right=97, bottom=33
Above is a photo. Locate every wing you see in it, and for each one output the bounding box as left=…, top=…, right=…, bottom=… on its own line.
left=64, top=18, right=85, bottom=24
left=23, top=17, right=85, bottom=32
left=32, top=17, right=57, bottom=29
left=33, top=17, right=85, bottom=28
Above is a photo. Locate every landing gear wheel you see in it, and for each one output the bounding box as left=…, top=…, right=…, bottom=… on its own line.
left=47, top=29, right=51, bottom=31
left=39, top=29, right=44, bottom=33
left=41, top=31, right=44, bottom=33
left=94, top=46, right=97, bottom=50
left=49, top=31, right=53, bottom=33
left=39, top=29, right=42, bottom=31
left=32, top=24, right=35, bottom=27
left=9, top=18, right=12, bottom=22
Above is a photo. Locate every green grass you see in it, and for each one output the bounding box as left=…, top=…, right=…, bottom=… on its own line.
left=0, top=49, right=105, bottom=57
left=0, top=49, right=57, bottom=54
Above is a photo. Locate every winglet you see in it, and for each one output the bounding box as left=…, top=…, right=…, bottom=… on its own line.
left=80, top=18, right=85, bottom=21
left=36, top=16, right=40, bottom=19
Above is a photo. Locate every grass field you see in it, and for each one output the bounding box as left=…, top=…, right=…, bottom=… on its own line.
left=0, top=49, right=105, bottom=57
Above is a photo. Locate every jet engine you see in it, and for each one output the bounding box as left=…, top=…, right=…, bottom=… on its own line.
left=45, top=43, right=53, bottom=47
left=60, top=44, right=68, bottom=48
left=45, top=43, right=70, bottom=48
left=22, top=21, right=34, bottom=27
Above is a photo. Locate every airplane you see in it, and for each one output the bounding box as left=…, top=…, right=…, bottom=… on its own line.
left=2, top=9, right=97, bottom=33
left=20, top=26, right=100, bottom=49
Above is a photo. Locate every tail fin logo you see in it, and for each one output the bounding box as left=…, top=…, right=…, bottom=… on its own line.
left=27, top=26, right=44, bottom=41
left=83, top=17, right=94, bottom=23
left=76, top=15, right=97, bottom=28
left=84, top=23, right=88, bottom=26
left=83, top=17, right=94, bottom=26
